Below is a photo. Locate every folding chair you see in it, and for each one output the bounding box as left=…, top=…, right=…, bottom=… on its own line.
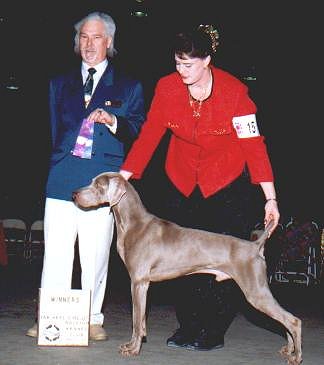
left=271, top=218, right=321, bottom=286
left=25, top=219, right=45, bottom=262
left=2, top=218, right=27, bottom=259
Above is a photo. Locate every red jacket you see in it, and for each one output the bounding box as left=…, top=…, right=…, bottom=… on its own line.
left=122, top=66, right=274, bottom=198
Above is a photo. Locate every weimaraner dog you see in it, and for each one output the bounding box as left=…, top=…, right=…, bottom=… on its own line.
left=73, top=172, right=302, bottom=365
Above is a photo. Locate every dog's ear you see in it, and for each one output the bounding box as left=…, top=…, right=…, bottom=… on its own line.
left=107, top=175, right=126, bottom=206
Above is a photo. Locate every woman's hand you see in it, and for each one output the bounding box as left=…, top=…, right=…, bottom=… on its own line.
left=119, top=170, right=133, bottom=181
left=264, top=199, right=280, bottom=236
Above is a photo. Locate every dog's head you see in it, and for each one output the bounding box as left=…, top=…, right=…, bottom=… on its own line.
left=72, top=172, right=126, bottom=209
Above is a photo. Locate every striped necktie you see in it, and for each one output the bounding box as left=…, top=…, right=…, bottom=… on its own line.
left=84, top=67, right=96, bottom=107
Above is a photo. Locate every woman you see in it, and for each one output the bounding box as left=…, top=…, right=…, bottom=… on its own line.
left=120, top=25, right=280, bottom=351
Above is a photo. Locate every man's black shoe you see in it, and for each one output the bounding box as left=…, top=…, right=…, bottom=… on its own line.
left=185, top=330, right=224, bottom=351
left=166, top=328, right=193, bottom=348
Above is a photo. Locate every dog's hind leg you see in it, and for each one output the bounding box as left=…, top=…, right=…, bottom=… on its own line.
left=243, top=286, right=302, bottom=365
left=119, top=280, right=150, bottom=356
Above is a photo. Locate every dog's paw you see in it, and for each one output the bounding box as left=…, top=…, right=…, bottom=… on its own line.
left=279, top=344, right=292, bottom=356
left=287, top=355, right=303, bottom=365
left=119, top=341, right=141, bottom=356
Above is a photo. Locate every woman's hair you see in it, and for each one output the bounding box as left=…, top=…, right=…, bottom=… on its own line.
left=174, top=24, right=219, bottom=59
left=73, top=11, right=117, bottom=58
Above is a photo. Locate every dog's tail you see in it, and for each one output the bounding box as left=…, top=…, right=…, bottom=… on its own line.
left=254, top=219, right=275, bottom=258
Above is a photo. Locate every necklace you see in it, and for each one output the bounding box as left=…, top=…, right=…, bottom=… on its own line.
left=189, top=95, right=203, bottom=118
left=188, top=70, right=213, bottom=118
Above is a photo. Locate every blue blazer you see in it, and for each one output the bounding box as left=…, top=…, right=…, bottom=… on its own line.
left=46, top=62, right=145, bottom=201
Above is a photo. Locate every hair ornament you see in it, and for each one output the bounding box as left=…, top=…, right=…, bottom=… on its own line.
left=198, top=24, right=220, bottom=53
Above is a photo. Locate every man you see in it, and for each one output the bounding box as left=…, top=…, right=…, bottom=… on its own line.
left=26, top=11, right=145, bottom=340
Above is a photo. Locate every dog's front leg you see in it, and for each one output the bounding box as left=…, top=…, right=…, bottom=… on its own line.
left=119, top=281, right=149, bottom=356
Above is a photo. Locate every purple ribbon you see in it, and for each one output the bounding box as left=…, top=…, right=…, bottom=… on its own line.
left=71, top=118, right=94, bottom=159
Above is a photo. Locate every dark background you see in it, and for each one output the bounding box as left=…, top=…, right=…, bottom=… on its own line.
left=0, top=0, right=322, bottom=227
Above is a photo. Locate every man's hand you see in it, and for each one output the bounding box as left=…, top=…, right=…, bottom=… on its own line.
left=88, top=108, right=115, bottom=126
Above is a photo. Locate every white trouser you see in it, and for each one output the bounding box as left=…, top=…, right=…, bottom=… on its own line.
left=41, top=198, right=114, bottom=325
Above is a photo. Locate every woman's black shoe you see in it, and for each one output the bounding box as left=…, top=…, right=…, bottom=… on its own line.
left=166, top=328, right=193, bottom=348
left=185, top=329, right=224, bottom=351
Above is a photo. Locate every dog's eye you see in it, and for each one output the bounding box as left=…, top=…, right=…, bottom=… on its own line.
left=96, top=183, right=106, bottom=193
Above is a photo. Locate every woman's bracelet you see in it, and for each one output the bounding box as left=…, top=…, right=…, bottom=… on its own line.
left=266, top=198, right=277, bottom=203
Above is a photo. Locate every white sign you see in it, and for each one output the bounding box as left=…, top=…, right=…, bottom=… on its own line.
left=232, top=114, right=260, bottom=138
left=38, top=288, right=91, bottom=346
